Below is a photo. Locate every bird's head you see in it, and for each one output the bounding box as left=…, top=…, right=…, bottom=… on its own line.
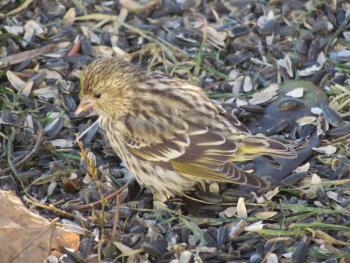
left=75, top=57, right=138, bottom=118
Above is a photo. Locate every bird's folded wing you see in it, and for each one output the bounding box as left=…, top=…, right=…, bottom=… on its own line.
left=122, top=118, right=265, bottom=187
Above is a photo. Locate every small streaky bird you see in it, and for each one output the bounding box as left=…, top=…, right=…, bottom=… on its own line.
left=76, top=57, right=295, bottom=201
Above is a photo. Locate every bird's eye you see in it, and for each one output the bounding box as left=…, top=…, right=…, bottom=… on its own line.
left=94, top=93, right=101, bottom=99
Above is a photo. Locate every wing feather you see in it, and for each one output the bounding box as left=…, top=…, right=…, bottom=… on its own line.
left=122, top=115, right=266, bottom=187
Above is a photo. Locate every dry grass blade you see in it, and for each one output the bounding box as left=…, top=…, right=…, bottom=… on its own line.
left=3, top=0, right=34, bottom=17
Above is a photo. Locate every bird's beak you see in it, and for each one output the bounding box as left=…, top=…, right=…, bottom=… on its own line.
left=75, top=95, right=97, bottom=117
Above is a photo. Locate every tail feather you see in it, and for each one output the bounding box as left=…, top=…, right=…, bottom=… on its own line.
left=233, top=135, right=296, bottom=161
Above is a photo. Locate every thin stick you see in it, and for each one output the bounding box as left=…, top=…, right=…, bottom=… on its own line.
left=0, top=44, right=55, bottom=68
left=64, top=183, right=128, bottom=211
left=111, top=193, right=120, bottom=240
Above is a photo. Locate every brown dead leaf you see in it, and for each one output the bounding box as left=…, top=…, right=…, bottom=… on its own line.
left=0, top=191, right=79, bottom=263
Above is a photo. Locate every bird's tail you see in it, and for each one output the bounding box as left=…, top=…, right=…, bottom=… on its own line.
left=232, top=135, right=296, bottom=162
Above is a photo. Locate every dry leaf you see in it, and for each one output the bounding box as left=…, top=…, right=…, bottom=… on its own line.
left=0, top=190, right=79, bottom=263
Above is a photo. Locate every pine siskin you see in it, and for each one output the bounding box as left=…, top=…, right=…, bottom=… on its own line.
left=76, top=57, right=296, bottom=201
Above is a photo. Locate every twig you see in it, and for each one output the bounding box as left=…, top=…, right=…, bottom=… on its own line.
left=24, top=196, right=73, bottom=217
left=0, top=121, right=44, bottom=176
left=111, top=193, right=120, bottom=240
left=64, top=183, right=129, bottom=211
left=0, top=44, right=55, bottom=69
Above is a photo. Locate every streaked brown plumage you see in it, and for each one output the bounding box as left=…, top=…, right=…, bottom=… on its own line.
left=76, top=57, right=295, bottom=201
